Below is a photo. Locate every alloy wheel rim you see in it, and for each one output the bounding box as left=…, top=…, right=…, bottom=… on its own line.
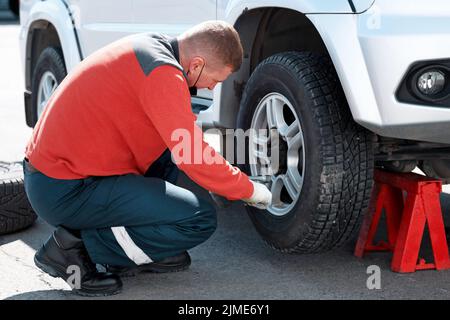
left=249, top=92, right=306, bottom=216
left=37, top=71, right=57, bottom=119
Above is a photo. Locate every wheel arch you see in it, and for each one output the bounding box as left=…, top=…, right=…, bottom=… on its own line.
left=218, top=7, right=330, bottom=129
left=22, top=0, right=82, bottom=127
left=25, top=20, right=63, bottom=92
left=23, top=0, right=82, bottom=92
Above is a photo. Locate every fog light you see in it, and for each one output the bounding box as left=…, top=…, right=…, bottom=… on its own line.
left=417, top=70, right=446, bottom=95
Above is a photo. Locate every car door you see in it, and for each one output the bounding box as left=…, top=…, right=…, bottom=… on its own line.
left=69, top=0, right=134, bottom=57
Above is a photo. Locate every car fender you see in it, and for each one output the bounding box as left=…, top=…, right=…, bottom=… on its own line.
left=20, top=0, right=82, bottom=74
left=197, top=0, right=378, bottom=129
left=222, top=0, right=375, bottom=22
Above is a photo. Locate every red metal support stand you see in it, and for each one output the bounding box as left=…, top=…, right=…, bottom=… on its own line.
left=354, top=169, right=450, bottom=273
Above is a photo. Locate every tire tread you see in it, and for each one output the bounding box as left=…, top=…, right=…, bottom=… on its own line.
left=244, top=52, right=374, bottom=253
left=0, top=162, right=37, bottom=235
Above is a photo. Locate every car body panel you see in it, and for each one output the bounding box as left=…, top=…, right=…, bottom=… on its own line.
left=19, top=0, right=81, bottom=74
left=218, top=0, right=375, bottom=20
left=70, top=0, right=133, bottom=57
left=307, top=0, right=450, bottom=143
left=19, top=0, right=450, bottom=143
left=198, top=0, right=450, bottom=143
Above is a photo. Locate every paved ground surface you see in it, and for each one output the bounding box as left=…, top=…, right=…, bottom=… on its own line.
left=1, top=14, right=450, bottom=300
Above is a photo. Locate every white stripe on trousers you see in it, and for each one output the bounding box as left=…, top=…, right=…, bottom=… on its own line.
left=111, top=226, right=153, bottom=265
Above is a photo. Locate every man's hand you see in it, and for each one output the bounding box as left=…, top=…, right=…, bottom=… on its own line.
left=242, top=181, right=272, bottom=210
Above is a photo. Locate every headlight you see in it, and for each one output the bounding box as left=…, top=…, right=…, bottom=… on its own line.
left=417, top=70, right=446, bottom=96
left=396, top=60, right=450, bottom=107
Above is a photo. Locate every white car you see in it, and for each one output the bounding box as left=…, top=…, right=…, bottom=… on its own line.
left=19, top=0, right=450, bottom=253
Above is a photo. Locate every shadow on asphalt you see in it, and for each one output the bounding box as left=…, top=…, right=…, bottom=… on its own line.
left=5, top=290, right=78, bottom=300
left=0, top=218, right=53, bottom=250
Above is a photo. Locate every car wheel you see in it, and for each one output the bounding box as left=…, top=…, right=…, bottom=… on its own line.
left=0, top=162, right=37, bottom=235
left=31, top=47, right=66, bottom=125
left=237, top=51, right=374, bottom=253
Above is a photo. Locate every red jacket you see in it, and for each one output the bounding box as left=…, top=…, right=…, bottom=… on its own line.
left=25, top=34, right=253, bottom=200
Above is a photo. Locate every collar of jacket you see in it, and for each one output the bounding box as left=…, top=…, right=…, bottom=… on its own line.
left=169, top=37, right=197, bottom=96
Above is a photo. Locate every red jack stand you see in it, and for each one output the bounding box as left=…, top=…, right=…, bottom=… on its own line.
left=354, top=169, right=450, bottom=273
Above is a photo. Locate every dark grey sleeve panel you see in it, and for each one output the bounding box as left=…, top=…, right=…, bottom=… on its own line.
left=132, top=33, right=185, bottom=77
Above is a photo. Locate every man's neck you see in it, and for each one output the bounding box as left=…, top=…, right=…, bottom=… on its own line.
left=177, top=38, right=190, bottom=71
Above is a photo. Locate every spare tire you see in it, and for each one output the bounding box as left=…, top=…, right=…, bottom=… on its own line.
left=0, top=162, right=37, bottom=235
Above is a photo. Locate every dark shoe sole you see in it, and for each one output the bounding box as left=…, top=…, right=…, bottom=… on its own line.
left=34, top=254, right=122, bottom=297
left=111, top=260, right=191, bottom=278
left=73, top=286, right=122, bottom=298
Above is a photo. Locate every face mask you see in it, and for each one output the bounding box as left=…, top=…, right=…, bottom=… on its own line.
left=189, top=86, right=198, bottom=96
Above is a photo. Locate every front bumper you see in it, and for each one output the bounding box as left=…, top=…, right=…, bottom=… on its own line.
left=308, top=0, right=450, bottom=143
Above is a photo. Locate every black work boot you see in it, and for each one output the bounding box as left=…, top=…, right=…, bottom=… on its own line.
left=107, top=251, right=191, bottom=277
left=34, top=227, right=123, bottom=297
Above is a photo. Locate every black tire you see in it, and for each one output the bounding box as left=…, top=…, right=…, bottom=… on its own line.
left=30, top=47, right=67, bottom=126
left=0, top=162, right=37, bottom=235
left=237, top=51, right=374, bottom=253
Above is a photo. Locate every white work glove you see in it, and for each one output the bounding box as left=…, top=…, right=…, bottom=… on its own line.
left=242, top=181, right=272, bottom=210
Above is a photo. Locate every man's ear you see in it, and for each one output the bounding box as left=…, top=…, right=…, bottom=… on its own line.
left=189, top=56, right=204, bottom=72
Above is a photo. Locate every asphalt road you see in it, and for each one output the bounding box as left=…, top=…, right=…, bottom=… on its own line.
left=1, top=15, right=450, bottom=300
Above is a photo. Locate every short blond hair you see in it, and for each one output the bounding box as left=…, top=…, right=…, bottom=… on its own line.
left=180, top=21, right=243, bottom=72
